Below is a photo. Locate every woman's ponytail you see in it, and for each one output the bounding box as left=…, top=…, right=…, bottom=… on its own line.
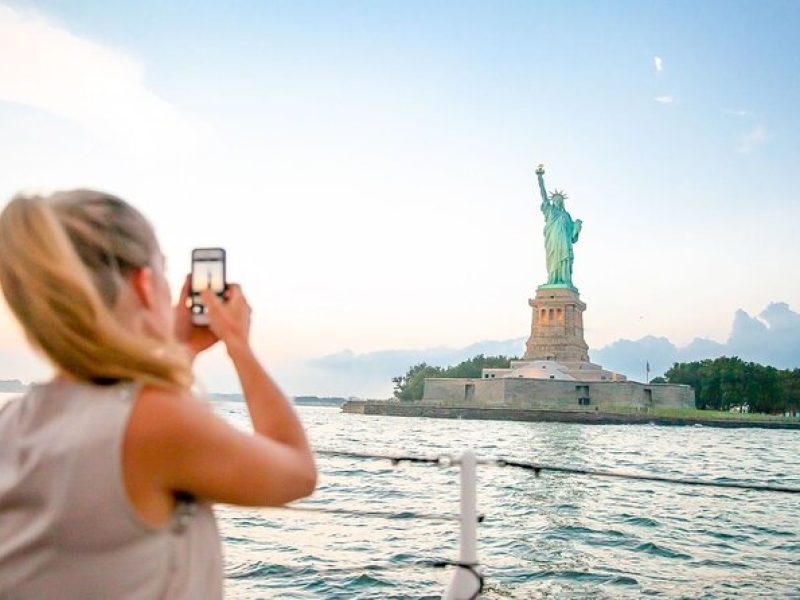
left=0, top=191, right=192, bottom=390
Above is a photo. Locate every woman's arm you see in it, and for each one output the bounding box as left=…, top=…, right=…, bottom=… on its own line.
left=127, top=388, right=316, bottom=508
left=202, top=286, right=311, bottom=455
left=124, top=285, right=316, bottom=516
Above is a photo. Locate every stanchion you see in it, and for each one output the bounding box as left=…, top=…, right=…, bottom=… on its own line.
left=443, top=449, right=481, bottom=599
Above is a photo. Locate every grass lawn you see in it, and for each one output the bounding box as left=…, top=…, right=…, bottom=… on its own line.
left=602, top=405, right=798, bottom=422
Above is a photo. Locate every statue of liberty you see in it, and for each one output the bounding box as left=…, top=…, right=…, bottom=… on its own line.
left=536, top=164, right=582, bottom=289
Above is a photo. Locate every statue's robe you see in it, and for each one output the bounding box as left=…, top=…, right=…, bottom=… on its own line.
left=542, top=202, right=579, bottom=286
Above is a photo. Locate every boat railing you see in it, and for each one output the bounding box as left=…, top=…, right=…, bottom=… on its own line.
left=262, top=448, right=800, bottom=600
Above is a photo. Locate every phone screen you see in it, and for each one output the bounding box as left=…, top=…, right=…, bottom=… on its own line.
left=191, top=248, right=226, bottom=323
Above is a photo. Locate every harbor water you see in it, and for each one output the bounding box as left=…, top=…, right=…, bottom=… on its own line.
left=216, top=401, right=800, bottom=599
left=2, top=393, right=798, bottom=598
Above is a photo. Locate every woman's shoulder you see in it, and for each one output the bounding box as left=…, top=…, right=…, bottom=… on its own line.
left=127, top=386, right=215, bottom=446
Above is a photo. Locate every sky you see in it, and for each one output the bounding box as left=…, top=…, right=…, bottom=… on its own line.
left=1, top=1, right=799, bottom=396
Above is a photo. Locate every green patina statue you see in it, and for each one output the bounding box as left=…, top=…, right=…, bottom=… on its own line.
left=536, top=164, right=582, bottom=289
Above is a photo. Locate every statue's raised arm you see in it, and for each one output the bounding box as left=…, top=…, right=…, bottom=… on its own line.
left=536, top=164, right=549, bottom=210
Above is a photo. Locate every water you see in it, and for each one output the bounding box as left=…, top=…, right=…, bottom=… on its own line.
left=3, top=392, right=798, bottom=597
left=216, top=401, right=800, bottom=599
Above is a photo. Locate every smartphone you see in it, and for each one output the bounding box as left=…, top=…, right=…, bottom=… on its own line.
left=190, top=248, right=226, bottom=326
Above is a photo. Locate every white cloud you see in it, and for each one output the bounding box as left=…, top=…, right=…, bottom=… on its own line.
left=653, top=56, right=663, bottom=72
left=736, top=125, right=767, bottom=154
left=301, top=338, right=525, bottom=397
left=654, top=95, right=676, bottom=104
left=0, top=4, right=203, bottom=154
left=593, top=302, right=800, bottom=379
left=726, top=108, right=749, bottom=117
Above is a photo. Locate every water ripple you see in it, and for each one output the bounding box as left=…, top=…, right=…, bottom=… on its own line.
left=214, top=404, right=800, bottom=598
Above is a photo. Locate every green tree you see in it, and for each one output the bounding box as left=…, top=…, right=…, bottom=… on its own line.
left=392, top=363, right=443, bottom=401
left=665, top=360, right=704, bottom=406
left=780, top=369, right=800, bottom=416
left=392, top=354, right=516, bottom=401
left=665, top=356, right=789, bottom=414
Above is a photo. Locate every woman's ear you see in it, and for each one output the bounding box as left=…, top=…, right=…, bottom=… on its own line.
left=129, top=267, right=156, bottom=309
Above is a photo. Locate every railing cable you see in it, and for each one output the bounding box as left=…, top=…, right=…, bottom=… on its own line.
left=487, top=458, right=800, bottom=494
left=318, top=449, right=455, bottom=467
left=318, top=449, right=800, bottom=494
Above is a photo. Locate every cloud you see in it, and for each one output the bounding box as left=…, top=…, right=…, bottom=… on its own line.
left=653, top=56, right=663, bottom=73
left=299, top=337, right=525, bottom=398
left=736, top=125, right=767, bottom=154
left=592, top=336, right=716, bottom=382
left=0, top=4, right=203, bottom=153
left=299, top=301, right=800, bottom=395
left=726, top=108, right=749, bottom=117
left=593, top=302, right=800, bottom=380
left=654, top=95, right=676, bottom=104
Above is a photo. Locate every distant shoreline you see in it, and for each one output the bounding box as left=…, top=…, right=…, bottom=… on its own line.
left=212, top=393, right=347, bottom=407
left=1, top=387, right=348, bottom=408
left=342, top=401, right=800, bottom=430
left=0, top=379, right=27, bottom=394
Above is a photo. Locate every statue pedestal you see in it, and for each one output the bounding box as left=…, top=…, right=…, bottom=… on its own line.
left=524, top=286, right=590, bottom=362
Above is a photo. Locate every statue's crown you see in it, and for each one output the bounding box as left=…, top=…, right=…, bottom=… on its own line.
left=549, top=189, right=568, bottom=201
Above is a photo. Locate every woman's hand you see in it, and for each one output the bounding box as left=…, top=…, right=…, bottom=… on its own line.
left=201, top=284, right=251, bottom=355
left=174, top=275, right=219, bottom=359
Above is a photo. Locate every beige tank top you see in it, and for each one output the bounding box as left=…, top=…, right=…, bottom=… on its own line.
left=0, top=380, right=223, bottom=599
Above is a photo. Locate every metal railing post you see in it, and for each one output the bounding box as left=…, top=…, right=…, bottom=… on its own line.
left=443, top=449, right=479, bottom=599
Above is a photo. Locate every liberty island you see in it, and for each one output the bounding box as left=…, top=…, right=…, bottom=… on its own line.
left=345, top=164, right=697, bottom=423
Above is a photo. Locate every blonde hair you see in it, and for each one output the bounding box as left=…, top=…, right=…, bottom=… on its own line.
left=0, top=190, right=191, bottom=390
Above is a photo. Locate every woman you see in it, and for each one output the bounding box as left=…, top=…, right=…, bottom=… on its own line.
left=0, top=190, right=317, bottom=598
